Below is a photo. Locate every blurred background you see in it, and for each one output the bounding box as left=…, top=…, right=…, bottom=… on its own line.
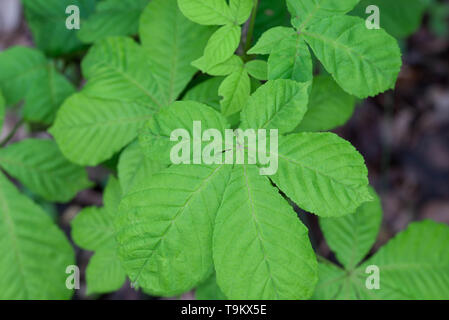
left=0, top=0, right=448, bottom=299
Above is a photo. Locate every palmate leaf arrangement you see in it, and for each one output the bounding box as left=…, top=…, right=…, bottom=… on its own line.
left=0, top=0, right=448, bottom=300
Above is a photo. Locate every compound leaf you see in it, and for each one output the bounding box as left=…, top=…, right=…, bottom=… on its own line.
left=268, top=34, right=313, bottom=83
left=140, top=0, right=214, bottom=104
left=272, top=133, right=371, bottom=217
left=116, top=164, right=232, bottom=296
left=295, top=75, right=356, bottom=132
left=78, top=0, right=148, bottom=43
left=177, top=0, right=234, bottom=25
left=319, top=187, right=382, bottom=269
left=50, top=92, right=153, bottom=166
left=303, top=16, right=402, bottom=98
left=0, top=171, right=74, bottom=299
left=213, top=164, right=317, bottom=299
left=240, top=80, right=310, bottom=134
left=0, top=139, right=91, bottom=202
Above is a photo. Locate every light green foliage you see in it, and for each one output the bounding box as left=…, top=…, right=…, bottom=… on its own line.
left=71, top=177, right=127, bottom=294
left=206, top=55, right=244, bottom=77
left=271, top=133, right=371, bottom=217
left=240, top=79, right=310, bottom=134
left=213, top=164, right=317, bottom=299
left=140, top=0, right=214, bottom=104
left=268, top=34, right=313, bottom=82
left=196, top=274, right=227, bottom=300
left=319, top=187, right=382, bottom=269
left=21, top=0, right=96, bottom=56
left=350, top=0, right=429, bottom=38
left=0, top=91, right=4, bottom=132
left=295, top=76, right=356, bottom=132
left=248, top=26, right=296, bottom=55
left=0, top=139, right=91, bottom=202
left=253, top=0, right=290, bottom=40
left=116, top=164, right=233, bottom=296
left=0, top=171, right=74, bottom=299
left=219, top=68, right=251, bottom=116
left=314, top=218, right=449, bottom=299
left=183, top=77, right=224, bottom=111
left=245, top=60, right=268, bottom=81
left=229, top=0, right=254, bottom=24
left=193, top=24, right=242, bottom=73
left=78, top=0, right=148, bottom=43
left=287, top=0, right=360, bottom=30
left=302, top=16, right=402, bottom=98
left=177, top=0, right=234, bottom=26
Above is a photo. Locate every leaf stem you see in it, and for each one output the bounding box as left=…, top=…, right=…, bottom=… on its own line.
left=243, top=0, right=259, bottom=61
left=0, top=119, right=24, bottom=147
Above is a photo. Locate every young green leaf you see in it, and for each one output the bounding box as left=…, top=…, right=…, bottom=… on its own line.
left=204, top=55, right=244, bottom=77
left=271, top=133, right=371, bottom=217
left=183, top=77, right=225, bottom=111
left=116, top=164, right=233, bottom=296
left=248, top=26, right=296, bottom=55
left=22, top=0, right=96, bottom=56
left=219, top=68, right=251, bottom=116
left=196, top=273, right=227, bottom=300
left=0, top=47, right=47, bottom=106
left=302, top=16, right=402, bottom=98
left=213, top=164, right=318, bottom=299
left=50, top=92, right=153, bottom=166
left=0, top=171, right=75, bottom=299
left=78, top=0, right=148, bottom=43
left=177, top=0, right=234, bottom=25
left=229, top=0, right=254, bottom=24
left=240, top=80, right=310, bottom=134
left=287, top=0, right=360, bottom=30
left=245, top=60, right=268, bottom=81
left=0, top=139, right=91, bottom=202
left=192, top=24, right=241, bottom=73
left=295, top=75, right=356, bottom=132
left=140, top=0, right=215, bottom=104
left=268, top=34, right=313, bottom=83
left=23, top=64, right=75, bottom=125
left=71, top=177, right=127, bottom=295
left=118, top=141, right=167, bottom=195
left=319, top=187, right=382, bottom=269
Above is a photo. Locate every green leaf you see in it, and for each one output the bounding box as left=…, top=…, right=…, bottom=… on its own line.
left=319, top=187, right=382, bottom=269
left=118, top=141, right=167, bottom=195
left=86, top=250, right=127, bottom=295
left=71, top=176, right=127, bottom=295
left=254, top=0, right=290, bottom=40
left=203, top=55, right=244, bottom=77
left=140, top=101, right=229, bottom=164
left=303, top=16, right=402, bottom=98
left=213, top=164, right=317, bottom=299
left=183, top=77, right=224, bottom=111
left=245, top=60, right=268, bottom=81
left=271, top=133, right=371, bottom=217
left=295, top=75, right=356, bottom=132
left=357, top=220, right=449, bottom=299
left=140, top=0, right=215, bottom=104
left=22, top=0, right=96, bottom=56
left=23, top=63, right=75, bottom=125
left=81, top=37, right=163, bottom=110
left=312, top=258, right=350, bottom=300
left=0, top=90, right=4, bottom=132
left=177, top=0, right=234, bottom=25
left=50, top=92, right=153, bottom=166
left=0, top=139, right=91, bottom=202
left=240, top=80, right=310, bottom=134
left=116, top=164, right=233, bottom=296
left=0, top=47, right=47, bottom=106
left=0, top=171, right=75, bottom=299
left=287, top=0, right=360, bottom=30
left=268, top=34, right=313, bottom=83
left=229, top=0, right=254, bottom=24
left=248, top=26, right=296, bottom=55
left=196, top=273, right=227, bottom=300
left=78, top=0, right=148, bottom=43
left=193, top=24, right=241, bottom=73
left=219, top=68, right=251, bottom=116
left=350, top=0, right=428, bottom=38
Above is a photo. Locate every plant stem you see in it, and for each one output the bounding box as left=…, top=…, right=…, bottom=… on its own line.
left=243, top=0, right=259, bottom=61
left=0, top=119, right=24, bottom=147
